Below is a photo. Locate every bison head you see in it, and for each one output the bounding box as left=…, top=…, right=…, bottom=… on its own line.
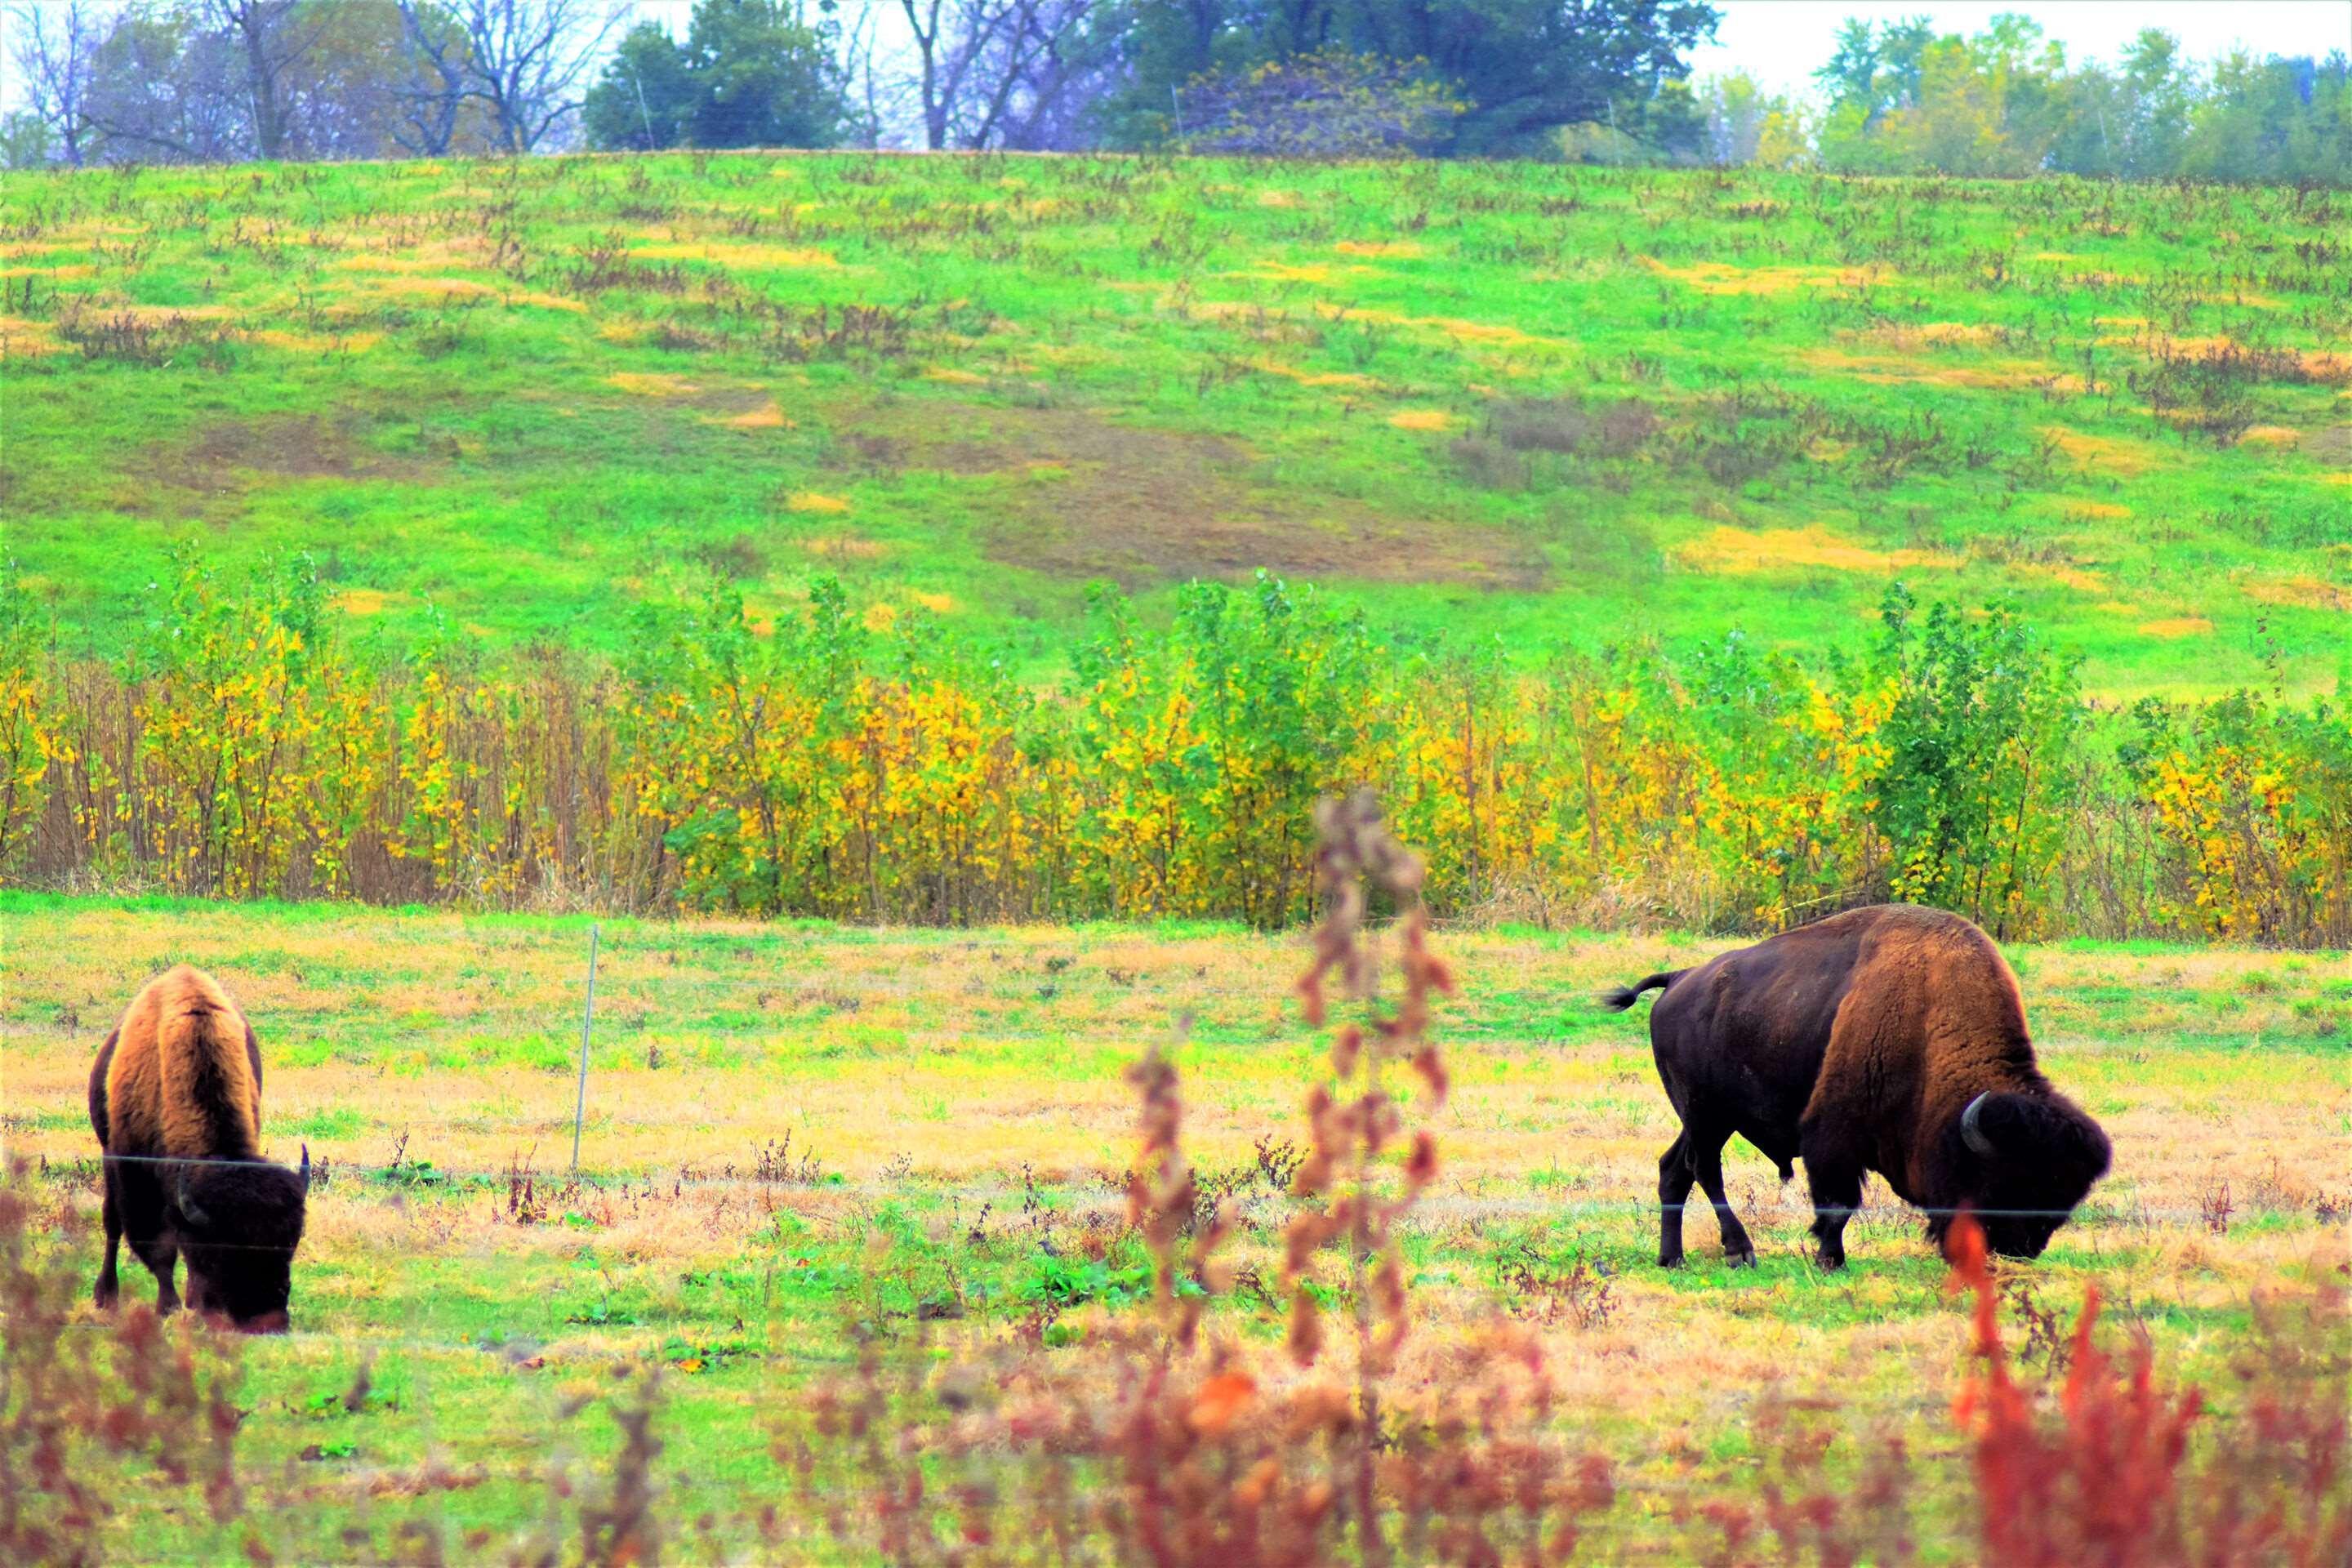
left=171, top=1147, right=310, bottom=1332
left=1936, top=1092, right=2111, bottom=1260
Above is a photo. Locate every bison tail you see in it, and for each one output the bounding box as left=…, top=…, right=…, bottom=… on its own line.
left=1599, top=971, right=1681, bottom=1011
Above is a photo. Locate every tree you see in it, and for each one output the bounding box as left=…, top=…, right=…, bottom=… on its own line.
left=1181, top=48, right=1460, bottom=156
left=208, top=0, right=329, bottom=159
left=5, top=0, right=104, bottom=165
left=82, top=4, right=252, bottom=163
left=0, top=109, right=55, bottom=168
left=278, top=0, right=435, bottom=160
left=454, top=0, right=620, bottom=153
left=2181, top=49, right=2352, bottom=182
left=682, top=0, right=840, bottom=147
left=582, top=0, right=841, bottom=152
left=581, top=19, right=695, bottom=149
left=1098, top=0, right=1718, bottom=156
left=394, top=0, right=475, bottom=154
left=898, top=0, right=1102, bottom=150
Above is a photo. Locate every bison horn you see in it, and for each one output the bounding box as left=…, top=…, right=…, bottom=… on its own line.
left=174, top=1169, right=212, bottom=1230
left=1960, top=1093, right=1998, bottom=1159
left=299, top=1143, right=311, bottom=1192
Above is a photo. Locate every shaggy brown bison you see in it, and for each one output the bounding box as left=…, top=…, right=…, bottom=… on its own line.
left=89, top=965, right=309, bottom=1331
left=1602, top=904, right=2110, bottom=1269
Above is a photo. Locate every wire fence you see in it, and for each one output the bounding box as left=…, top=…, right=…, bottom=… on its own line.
left=16, top=1149, right=2336, bottom=1242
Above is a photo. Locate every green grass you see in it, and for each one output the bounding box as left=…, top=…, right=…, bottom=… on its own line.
left=3, top=894, right=2343, bottom=1559
left=6, top=156, right=2349, bottom=699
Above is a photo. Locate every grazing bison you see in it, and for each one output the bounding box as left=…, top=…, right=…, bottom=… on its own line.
left=1602, top=905, right=2109, bottom=1270
left=89, top=965, right=309, bottom=1331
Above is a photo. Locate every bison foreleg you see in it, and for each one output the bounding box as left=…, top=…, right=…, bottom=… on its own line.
left=1800, top=1131, right=1864, bottom=1270
left=1690, top=1134, right=1756, bottom=1267
left=1656, top=1130, right=1695, bottom=1267
left=114, top=1165, right=182, bottom=1314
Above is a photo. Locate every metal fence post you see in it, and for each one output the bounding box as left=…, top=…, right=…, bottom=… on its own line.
left=571, top=923, right=599, bottom=1173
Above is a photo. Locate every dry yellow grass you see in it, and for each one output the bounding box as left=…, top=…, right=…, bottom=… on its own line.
left=786, top=492, right=853, bottom=514
left=629, top=242, right=839, bottom=269
left=1642, top=257, right=1892, bottom=296
left=1675, top=524, right=1946, bottom=576
left=604, top=372, right=702, bottom=397
left=713, top=401, right=791, bottom=430
left=2043, top=424, right=2168, bottom=477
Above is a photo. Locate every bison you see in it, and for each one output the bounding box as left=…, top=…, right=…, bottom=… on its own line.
left=89, top=965, right=309, bottom=1332
left=1602, top=904, right=2110, bottom=1270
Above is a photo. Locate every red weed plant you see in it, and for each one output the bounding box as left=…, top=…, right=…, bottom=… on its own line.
left=776, top=790, right=1618, bottom=1565
left=1944, top=1210, right=2350, bottom=1567
left=0, top=1165, right=247, bottom=1568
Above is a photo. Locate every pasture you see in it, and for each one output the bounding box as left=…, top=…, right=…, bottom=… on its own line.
left=3, top=154, right=2348, bottom=700
left=3, top=891, right=2345, bottom=1561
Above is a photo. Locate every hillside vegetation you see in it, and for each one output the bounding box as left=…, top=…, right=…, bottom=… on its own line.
left=6, top=153, right=2348, bottom=698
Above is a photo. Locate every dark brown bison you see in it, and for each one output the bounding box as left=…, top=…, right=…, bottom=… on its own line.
left=1602, top=904, right=2110, bottom=1269
left=89, top=965, right=309, bottom=1332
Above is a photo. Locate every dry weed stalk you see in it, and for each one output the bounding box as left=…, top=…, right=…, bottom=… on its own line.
left=777, top=789, right=1615, bottom=1565
left=0, top=1165, right=246, bottom=1567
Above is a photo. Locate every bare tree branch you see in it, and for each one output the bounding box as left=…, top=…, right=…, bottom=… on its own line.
left=456, top=0, right=626, bottom=154
left=205, top=0, right=334, bottom=160
left=6, top=0, right=107, bottom=165
left=394, top=1, right=472, bottom=155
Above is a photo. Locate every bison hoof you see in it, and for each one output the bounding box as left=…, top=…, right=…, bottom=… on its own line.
left=1815, top=1253, right=1846, bottom=1272
left=1725, top=1248, right=1757, bottom=1269
left=1658, top=1254, right=1685, bottom=1269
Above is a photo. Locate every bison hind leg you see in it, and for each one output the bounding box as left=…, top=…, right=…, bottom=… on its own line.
left=1656, top=1129, right=1695, bottom=1267
left=1689, top=1133, right=1757, bottom=1267
left=95, top=1164, right=122, bottom=1308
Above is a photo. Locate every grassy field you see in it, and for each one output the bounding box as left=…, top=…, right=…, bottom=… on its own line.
left=3, top=893, right=2345, bottom=1559
left=4, top=155, right=2349, bottom=699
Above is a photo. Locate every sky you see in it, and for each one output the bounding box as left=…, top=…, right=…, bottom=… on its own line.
left=1687, top=1, right=2352, bottom=100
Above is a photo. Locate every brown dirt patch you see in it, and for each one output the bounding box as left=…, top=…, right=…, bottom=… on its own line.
left=841, top=401, right=1546, bottom=590
left=137, top=414, right=443, bottom=511
left=2299, top=425, right=2350, bottom=465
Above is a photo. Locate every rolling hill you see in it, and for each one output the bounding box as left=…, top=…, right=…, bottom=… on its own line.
left=4, top=152, right=2347, bottom=698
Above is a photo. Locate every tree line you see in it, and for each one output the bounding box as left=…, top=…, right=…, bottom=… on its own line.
left=7, top=2, right=2345, bottom=182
